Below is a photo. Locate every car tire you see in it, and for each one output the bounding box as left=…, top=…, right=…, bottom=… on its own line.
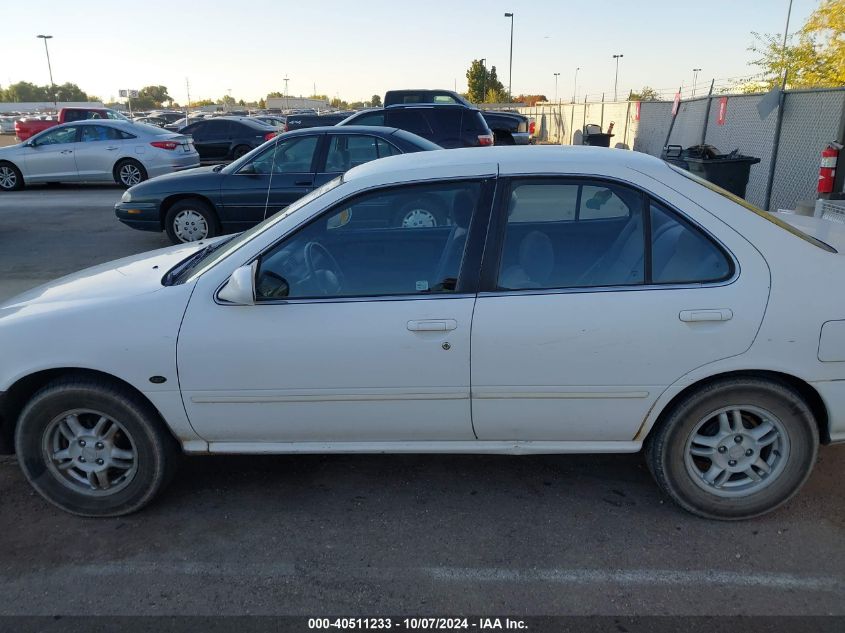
left=164, top=198, right=220, bottom=244
left=394, top=195, right=448, bottom=228
left=15, top=376, right=180, bottom=517
left=645, top=377, right=819, bottom=520
left=114, top=159, right=148, bottom=188
left=233, top=145, right=251, bottom=160
left=0, top=162, right=24, bottom=191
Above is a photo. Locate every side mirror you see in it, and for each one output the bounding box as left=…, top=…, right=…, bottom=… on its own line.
left=238, top=162, right=256, bottom=175
left=217, top=263, right=256, bottom=305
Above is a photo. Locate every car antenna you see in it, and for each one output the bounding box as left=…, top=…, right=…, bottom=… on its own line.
left=263, top=135, right=281, bottom=220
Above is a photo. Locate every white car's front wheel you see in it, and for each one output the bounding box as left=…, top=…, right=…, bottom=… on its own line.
left=646, top=377, right=819, bottom=520
left=15, top=376, right=179, bottom=517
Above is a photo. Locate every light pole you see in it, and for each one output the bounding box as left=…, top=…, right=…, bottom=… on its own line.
left=612, top=54, right=624, bottom=102
left=36, top=35, right=56, bottom=109
left=283, top=76, right=290, bottom=110
left=572, top=66, right=580, bottom=103
left=480, top=58, right=486, bottom=102
left=227, top=88, right=232, bottom=112
left=504, top=12, right=514, bottom=102
left=692, top=68, right=702, bottom=96
left=553, top=72, right=560, bottom=104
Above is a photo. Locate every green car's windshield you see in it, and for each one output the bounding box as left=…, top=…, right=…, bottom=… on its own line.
left=668, top=163, right=836, bottom=254
left=165, top=175, right=345, bottom=285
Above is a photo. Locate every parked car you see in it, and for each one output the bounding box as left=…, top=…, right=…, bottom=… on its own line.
left=132, top=116, right=167, bottom=127
left=339, top=104, right=493, bottom=148
left=0, top=116, right=18, bottom=134
left=115, top=126, right=442, bottom=242
left=281, top=112, right=353, bottom=131
left=14, top=107, right=129, bottom=141
left=0, top=120, right=199, bottom=190
left=178, top=116, right=277, bottom=162
left=4, top=146, right=843, bottom=518
left=149, top=111, right=188, bottom=125
left=384, top=89, right=532, bottom=145
left=252, top=115, right=286, bottom=129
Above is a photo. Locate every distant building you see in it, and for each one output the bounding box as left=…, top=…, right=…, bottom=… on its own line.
left=266, top=96, right=330, bottom=111
left=0, top=101, right=105, bottom=114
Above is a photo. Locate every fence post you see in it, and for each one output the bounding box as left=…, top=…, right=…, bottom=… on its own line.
left=699, top=79, right=715, bottom=146
left=569, top=101, right=576, bottom=145
left=600, top=93, right=605, bottom=129
left=764, top=90, right=787, bottom=211
left=622, top=100, right=631, bottom=149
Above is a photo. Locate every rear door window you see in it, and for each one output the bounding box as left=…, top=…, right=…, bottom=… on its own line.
left=386, top=109, right=432, bottom=137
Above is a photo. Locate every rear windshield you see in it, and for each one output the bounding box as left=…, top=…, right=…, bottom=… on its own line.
left=668, top=163, right=836, bottom=253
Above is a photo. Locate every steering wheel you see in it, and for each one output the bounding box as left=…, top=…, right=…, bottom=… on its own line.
left=304, top=241, right=345, bottom=295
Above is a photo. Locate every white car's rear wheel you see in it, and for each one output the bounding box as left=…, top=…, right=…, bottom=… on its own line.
left=646, top=377, right=818, bottom=520
left=15, top=376, right=179, bottom=517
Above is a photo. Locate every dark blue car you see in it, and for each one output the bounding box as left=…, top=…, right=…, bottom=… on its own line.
left=115, top=126, right=442, bottom=243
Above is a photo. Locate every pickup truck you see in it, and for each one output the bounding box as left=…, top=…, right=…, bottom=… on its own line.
left=14, top=107, right=129, bottom=140
left=384, top=89, right=534, bottom=145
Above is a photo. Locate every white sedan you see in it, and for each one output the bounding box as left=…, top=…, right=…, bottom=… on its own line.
left=1, top=146, right=842, bottom=519
left=0, top=120, right=199, bottom=191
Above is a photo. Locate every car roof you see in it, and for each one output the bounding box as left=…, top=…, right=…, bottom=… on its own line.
left=343, top=145, right=667, bottom=184
left=283, top=125, right=402, bottom=137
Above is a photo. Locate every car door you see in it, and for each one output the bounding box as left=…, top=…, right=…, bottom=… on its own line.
left=177, top=178, right=492, bottom=444
left=21, top=125, right=81, bottom=182
left=470, top=176, right=770, bottom=442
left=74, top=124, right=127, bottom=181
left=219, top=133, right=322, bottom=229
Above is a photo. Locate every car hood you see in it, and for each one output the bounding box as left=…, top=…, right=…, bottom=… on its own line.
left=0, top=241, right=213, bottom=319
left=127, top=165, right=222, bottom=194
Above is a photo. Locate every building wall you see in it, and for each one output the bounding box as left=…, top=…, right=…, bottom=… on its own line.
left=266, top=97, right=330, bottom=110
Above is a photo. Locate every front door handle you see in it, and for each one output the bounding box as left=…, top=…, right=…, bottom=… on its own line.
left=407, top=319, right=457, bottom=332
left=679, top=309, right=733, bottom=322
left=60, top=150, right=73, bottom=154
left=105, top=146, right=119, bottom=150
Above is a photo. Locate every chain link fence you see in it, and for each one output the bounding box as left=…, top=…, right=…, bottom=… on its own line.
left=518, top=87, right=845, bottom=211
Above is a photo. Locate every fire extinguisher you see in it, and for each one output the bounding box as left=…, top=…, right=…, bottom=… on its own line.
left=819, top=145, right=839, bottom=194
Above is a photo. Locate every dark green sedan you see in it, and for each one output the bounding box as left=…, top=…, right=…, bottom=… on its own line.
left=115, top=126, right=442, bottom=244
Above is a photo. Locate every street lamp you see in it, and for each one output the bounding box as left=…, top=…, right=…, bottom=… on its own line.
left=572, top=66, right=580, bottom=103
left=692, top=68, right=702, bottom=96
left=36, top=35, right=56, bottom=109
left=612, top=54, right=624, bottom=102
left=504, top=12, right=514, bottom=102
left=553, top=72, right=560, bottom=104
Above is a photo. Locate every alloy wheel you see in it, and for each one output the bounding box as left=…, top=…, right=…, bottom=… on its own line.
left=119, top=164, right=143, bottom=186
left=42, top=409, right=138, bottom=496
left=0, top=166, right=17, bottom=190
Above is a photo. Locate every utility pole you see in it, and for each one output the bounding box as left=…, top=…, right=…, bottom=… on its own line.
left=185, top=78, right=191, bottom=124
left=36, top=35, right=55, bottom=109
left=480, top=58, right=486, bottom=102
left=553, top=72, right=560, bottom=104
left=612, top=54, right=624, bottom=102
left=692, top=68, right=702, bottom=96
left=504, top=12, right=514, bottom=102
left=283, top=76, right=290, bottom=111
left=572, top=66, right=580, bottom=103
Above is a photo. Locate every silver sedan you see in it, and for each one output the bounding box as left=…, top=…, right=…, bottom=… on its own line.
left=0, top=120, right=200, bottom=191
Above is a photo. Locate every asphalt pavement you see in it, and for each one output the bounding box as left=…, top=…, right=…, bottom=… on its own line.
left=0, top=185, right=843, bottom=617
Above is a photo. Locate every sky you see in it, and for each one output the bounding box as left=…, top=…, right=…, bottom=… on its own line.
left=1, top=0, right=821, bottom=105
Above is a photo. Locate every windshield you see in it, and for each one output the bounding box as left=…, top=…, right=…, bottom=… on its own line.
left=166, top=175, right=345, bottom=284
left=668, top=163, right=836, bottom=254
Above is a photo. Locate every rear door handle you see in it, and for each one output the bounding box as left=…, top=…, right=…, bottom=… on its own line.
left=407, top=319, right=457, bottom=332
left=106, top=146, right=119, bottom=151
left=60, top=150, right=73, bottom=154
left=679, top=309, right=733, bottom=322
left=295, top=180, right=313, bottom=186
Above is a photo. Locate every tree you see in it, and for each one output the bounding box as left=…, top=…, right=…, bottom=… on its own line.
left=748, top=0, right=845, bottom=90
left=628, top=86, right=660, bottom=101
left=370, top=94, right=382, bottom=107
left=258, top=98, right=266, bottom=109
left=132, top=85, right=173, bottom=110
left=0, top=81, right=92, bottom=102
left=465, top=59, right=505, bottom=103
